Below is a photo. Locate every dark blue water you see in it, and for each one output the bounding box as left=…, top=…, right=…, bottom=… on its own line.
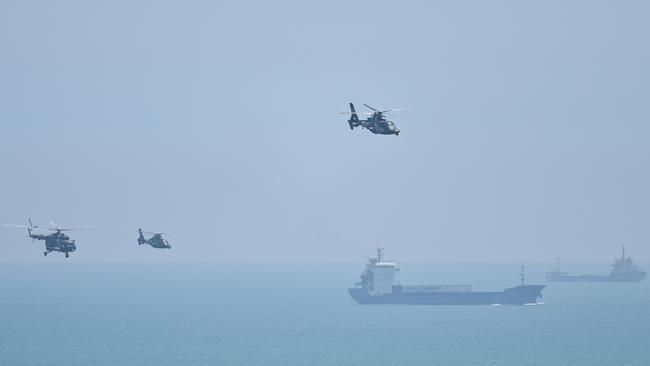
left=1, top=261, right=648, bottom=365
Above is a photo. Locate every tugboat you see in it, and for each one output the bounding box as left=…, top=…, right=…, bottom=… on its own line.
left=348, top=248, right=545, bottom=305
left=546, top=247, right=646, bottom=283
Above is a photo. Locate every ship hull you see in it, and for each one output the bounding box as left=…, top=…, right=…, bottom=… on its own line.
left=348, top=285, right=545, bottom=305
left=546, top=272, right=646, bottom=283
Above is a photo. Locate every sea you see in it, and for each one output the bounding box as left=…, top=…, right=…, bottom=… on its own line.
left=0, top=260, right=648, bottom=365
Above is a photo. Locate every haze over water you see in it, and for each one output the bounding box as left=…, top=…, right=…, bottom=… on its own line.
left=1, top=261, right=649, bottom=365
left=1, top=1, right=649, bottom=365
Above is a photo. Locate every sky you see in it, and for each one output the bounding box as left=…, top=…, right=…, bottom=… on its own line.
left=1, top=0, right=649, bottom=261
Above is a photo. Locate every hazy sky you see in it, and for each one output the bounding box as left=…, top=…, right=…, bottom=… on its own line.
left=1, top=1, right=649, bottom=261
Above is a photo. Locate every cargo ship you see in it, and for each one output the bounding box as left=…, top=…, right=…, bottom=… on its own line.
left=545, top=247, right=646, bottom=283
left=348, top=248, right=545, bottom=305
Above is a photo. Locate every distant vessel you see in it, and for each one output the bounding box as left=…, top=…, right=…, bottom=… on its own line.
left=545, top=247, right=646, bottom=283
left=348, top=248, right=545, bottom=305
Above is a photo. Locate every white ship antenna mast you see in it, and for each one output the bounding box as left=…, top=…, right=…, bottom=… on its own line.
left=376, top=243, right=384, bottom=262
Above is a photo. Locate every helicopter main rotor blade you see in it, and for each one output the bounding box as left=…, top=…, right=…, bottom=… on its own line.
left=52, top=224, right=107, bottom=232
left=2, top=224, right=32, bottom=229
left=381, top=106, right=413, bottom=113
left=67, top=224, right=107, bottom=230
left=143, top=231, right=164, bottom=235
left=2, top=224, right=50, bottom=232
left=48, top=227, right=103, bottom=232
left=363, top=104, right=380, bottom=112
left=361, top=104, right=413, bottom=114
left=339, top=111, right=373, bottom=116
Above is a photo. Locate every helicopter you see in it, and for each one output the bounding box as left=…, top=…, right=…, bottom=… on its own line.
left=2, top=219, right=94, bottom=257
left=137, top=228, right=172, bottom=249
left=341, top=103, right=410, bottom=136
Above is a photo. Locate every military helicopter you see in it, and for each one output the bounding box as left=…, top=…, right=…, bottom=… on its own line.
left=2, top=219, right=97, bottom=257
left=137, top=228, right=172, bottom=249
left=341, top=103, right=410, bottom=136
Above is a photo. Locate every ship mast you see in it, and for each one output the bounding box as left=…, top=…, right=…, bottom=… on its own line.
left=375, top=244, right=384, bottom=262
left=520, top=263, right=526, bottom=286
left=556, top=256, right=560, bottom=272
left=622, top=246, right=625, bottom=260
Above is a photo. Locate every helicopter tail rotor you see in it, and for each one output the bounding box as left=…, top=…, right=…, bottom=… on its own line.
left=28, top=217, right=35, bottom=238
left=138, top=228, right=146, bottom=245
left=347, top=102, right=361, bottom=129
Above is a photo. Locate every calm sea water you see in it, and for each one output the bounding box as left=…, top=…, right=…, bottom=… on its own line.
left=0, top=261, right=648, bottom=365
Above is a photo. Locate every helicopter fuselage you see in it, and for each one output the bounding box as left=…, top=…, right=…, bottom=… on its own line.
left=30, top=231, right=76, bottom=257
left=138, top=229, right=172, bottom=249
left=144, top=237, right=172, bottom=249
left=346, top=104, right=401, bottom=136
left=363, top=113, right=400, bottom=135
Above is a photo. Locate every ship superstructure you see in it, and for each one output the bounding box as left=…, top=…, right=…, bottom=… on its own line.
left=349, top=248, right=544, bottom=305
left=546, top=247, right=646, bottom=283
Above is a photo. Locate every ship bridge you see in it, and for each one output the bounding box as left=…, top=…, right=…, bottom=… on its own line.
left=371, top=260, right=398, bottom=296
